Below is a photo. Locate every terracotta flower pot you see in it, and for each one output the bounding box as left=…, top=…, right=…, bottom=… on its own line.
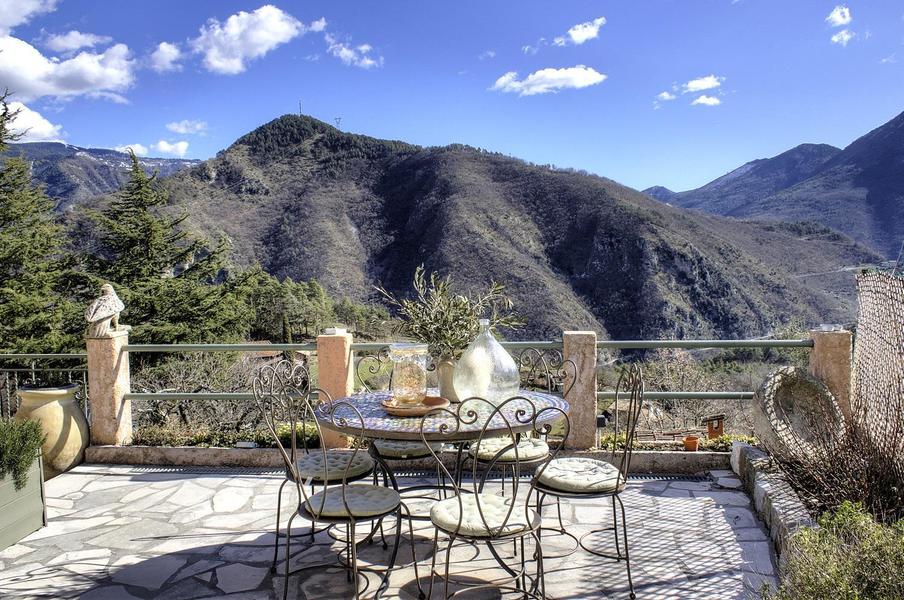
left=15, top=384, right=88, bottom=480
left=683, top=435, right=700, bottom=452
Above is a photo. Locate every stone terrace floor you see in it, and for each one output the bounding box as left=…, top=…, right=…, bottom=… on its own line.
left=0, top=465, right=778, bottom=599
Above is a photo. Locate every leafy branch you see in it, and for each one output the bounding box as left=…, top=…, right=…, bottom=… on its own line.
left=375, top=265, right=523, bottom=358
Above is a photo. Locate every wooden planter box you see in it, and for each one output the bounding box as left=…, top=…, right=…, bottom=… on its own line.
left=0, top=454, right=46, bottom=551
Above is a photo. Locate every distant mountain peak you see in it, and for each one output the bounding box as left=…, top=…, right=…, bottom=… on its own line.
left=669, top=109, right=904, bottom=257
left=642, top=185, right=678, bottom=202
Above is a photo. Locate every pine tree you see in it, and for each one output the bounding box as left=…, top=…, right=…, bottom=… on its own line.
left=89, top=152, right=250, bottom=343
left=0, top=94, right=78, bottom=353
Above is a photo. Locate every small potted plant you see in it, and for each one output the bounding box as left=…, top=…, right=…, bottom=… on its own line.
left=376, top=266, right=522, bottom=402
left=684, top=434, right=700, bottom=452
left=0, top=419, right=46, bottom=550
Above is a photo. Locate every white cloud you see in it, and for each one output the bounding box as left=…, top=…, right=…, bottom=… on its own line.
left=190, top=5, right=308, bottom=74
left=166, top=119, right=207, bottom=135
left=6, top=101, right=63, bottom=141
left=682, top=74, right=724, bottom=93
left=491, top=65, right=606, bottom=96
left=478, top=49, right=496, bottom=60
left=879, top=53, right=898, bottom=64
left=831, top=29, right=855, bottom=46
left=152, top=140, right=189, bottom=157
left=0, top=0, right=57, bottom=35
left=150, top=41, right=182, bottom=73
left=522, top=38, right=547, bottom=55
left=114, top=143, right=148, bottom=156
left=691, top=94, right=721, bottom=106
left=657, top=91, right=676, bottom=101
left=309, top=17, right=327, bottom=32
left=0, top=36, right=135, bottom=102
left=553, top=16, right=606, bottom=46
left=324, top=33, right=383, bottom=69
left=45, top=30, right=112, bottom=53
left=826, top=6, right=852, bottom=27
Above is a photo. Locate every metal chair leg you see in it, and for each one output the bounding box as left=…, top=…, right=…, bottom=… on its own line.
left=612, top=494, right=622, bottom=559
left=374, top=507, right=404, bottom=600
left=555, top=496, right=566, bottom=533
left=271, top=478, right=288, bottom=573
left=442, top=534, right=456, bottom=599
left=397, top=502, right=425, bottom=600
left=283, top=512, right=297, bottom=600
left=349, top=521, right=359, bottom=597
left=428, top=529, right=439, bottom=600
left=616, top=494, right=636, bottom=599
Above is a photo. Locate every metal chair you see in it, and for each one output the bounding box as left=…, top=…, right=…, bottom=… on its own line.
left=252, top=360, right=412, bottom=599
left=534, top=364, right=644, bottom=599
left=354, top=349, right=453, bottom=557
left=459, top=347, right=577, bottom=497
left=420, top=395, right=571, bottom=599
left=255, top=359, right=376, bottom=574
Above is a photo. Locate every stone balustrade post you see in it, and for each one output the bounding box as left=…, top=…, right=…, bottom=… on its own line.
left=808, top=329, right=853, bottom=421
left=316, top=329, right=354, bottom=449
left=563, top=331, right=598, bottom=449
left=86, top=330, right=132, bottom=445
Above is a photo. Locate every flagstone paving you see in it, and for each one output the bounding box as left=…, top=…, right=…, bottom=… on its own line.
left=0, top=464, right=778, bottom=599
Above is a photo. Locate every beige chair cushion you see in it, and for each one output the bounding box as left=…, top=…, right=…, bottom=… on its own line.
left=296, top=451, right=374, bottom=482
left=537, top=457, right=623, bottom=493
left=430, top=493, right=539, bottom=537
left=372, top=439, right=443, bottom=459
left=468, top=437, right=550, bottom=462
left=304, top=485, right=400, bottom=518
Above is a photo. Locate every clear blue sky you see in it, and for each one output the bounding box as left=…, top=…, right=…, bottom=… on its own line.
left=2, top=1, right=902, bottom=191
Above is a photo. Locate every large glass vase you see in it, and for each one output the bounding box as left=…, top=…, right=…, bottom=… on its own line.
left=452, top=319, right=520, bottom=405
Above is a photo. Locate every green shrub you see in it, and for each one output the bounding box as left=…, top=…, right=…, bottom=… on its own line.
left=597, top=432, right=756, bottom=452
left=701, top=434, right=756, bottom=452
left=131, top=423, right=319, bottom=450
left=765, top=502, right=904, bottom=600
left=0, top=419, right=44, bottom=490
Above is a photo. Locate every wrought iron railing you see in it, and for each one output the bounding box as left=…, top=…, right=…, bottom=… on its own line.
left=0, top=353, right=89, bottom=420
left=122, top=343, right=317, bottom=403
left=595, top=338, right=814, bottom=438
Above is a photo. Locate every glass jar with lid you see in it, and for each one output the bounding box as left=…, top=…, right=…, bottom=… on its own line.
left=389, top=343, right=429, bottom=405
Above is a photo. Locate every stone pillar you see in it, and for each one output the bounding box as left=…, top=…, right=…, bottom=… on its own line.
left=86, top=330, right=132, bottom=445
left=316, top=330, right=354, bottom=449
left=808, top=329, right=853, bottom=421
left=563, top=331, right=598, bottom=449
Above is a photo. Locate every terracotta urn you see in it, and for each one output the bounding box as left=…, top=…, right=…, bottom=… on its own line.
left=15, top=384, right=89, bottom=480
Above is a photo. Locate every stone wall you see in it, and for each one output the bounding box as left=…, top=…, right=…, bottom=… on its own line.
left=731, top=442, right=813, bottom=566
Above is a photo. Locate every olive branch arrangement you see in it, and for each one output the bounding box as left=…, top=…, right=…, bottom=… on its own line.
left=375, top=265, right=523, bottom=359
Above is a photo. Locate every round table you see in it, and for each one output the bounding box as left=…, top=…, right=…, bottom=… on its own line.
left=314, top=390, right=570, bottom=442
left=314, top=390, right=569, bottom=594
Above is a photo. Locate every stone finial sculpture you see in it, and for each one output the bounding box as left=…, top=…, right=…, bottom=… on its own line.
left=85, top=283, right=126, bottom=338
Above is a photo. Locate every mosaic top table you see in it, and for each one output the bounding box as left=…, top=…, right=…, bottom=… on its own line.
left=315, top=390, right=569, bottom=442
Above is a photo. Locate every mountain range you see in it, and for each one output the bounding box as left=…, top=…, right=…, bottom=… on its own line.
left=7, top=116, right=883, bottom=339
left=3, top=142, right=199, bottom=210
left=648, top=110, right=904, bottom=258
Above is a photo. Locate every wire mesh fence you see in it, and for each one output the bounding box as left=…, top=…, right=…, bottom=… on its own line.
left=851, top=271, right=904, bottom=442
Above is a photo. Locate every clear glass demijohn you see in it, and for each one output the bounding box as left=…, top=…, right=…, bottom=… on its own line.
left=452, top=319, right=520, bottom=405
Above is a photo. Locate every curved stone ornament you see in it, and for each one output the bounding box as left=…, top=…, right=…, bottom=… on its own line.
left=753, top=366, right=846, bottom=458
